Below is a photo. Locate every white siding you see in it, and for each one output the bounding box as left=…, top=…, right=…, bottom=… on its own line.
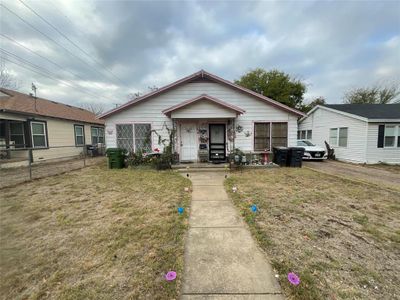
left=104, top=82, right=299, bottom=154
left=365, top=123, right=400, bottom=164
left=299, top=108, right=368, bottom=163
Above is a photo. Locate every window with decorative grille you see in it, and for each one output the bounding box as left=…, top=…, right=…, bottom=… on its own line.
left=116, top=124, right=133, bottom=152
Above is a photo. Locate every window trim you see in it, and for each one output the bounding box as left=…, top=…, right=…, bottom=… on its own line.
left=115, top=122, right=152, bottom=153
left=383, top=124, right=399, bottom=149
left=329, top=127, right=348, bottom=148
left=133, top=123, right=152, bottom=153
left=91, top=126, right=105, bottom=145
left=253, top=121, right=288, bottom=151
left=74, top=124, right=85, bottom=147
left=297, top=129, right=312, bottom=140
left=9, top=121, right=26, bottom=148
left=30, top=120, right=48, bottom=149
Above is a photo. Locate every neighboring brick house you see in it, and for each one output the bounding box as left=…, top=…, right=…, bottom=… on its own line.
left=0, top=88, right=104, bottom=165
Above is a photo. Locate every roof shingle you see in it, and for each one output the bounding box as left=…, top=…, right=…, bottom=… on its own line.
left=323, top=104, right=400, bottom=120
left=0, top=88, right=104, bottom=125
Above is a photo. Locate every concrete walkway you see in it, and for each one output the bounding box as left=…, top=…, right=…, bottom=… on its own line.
left=181, top=172, right=283, bottom=300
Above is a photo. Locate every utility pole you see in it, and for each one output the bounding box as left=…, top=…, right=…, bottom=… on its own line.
left=31, top=82, right=38, bottom=111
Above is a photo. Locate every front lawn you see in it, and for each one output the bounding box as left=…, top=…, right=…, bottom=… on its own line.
left=226, top=168, right=399, bottom=300
left=0, top=165, right=191, bottom=299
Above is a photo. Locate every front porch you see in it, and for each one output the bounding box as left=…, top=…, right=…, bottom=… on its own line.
left=163, top=94, right=245, bottom=163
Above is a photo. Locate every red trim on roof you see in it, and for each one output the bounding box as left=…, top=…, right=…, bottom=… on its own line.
left=98, top=70, right=305, bottom=119
left=162, top=94, right=245, bottom=117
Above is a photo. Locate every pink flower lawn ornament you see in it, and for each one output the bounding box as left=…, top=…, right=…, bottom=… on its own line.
left=165, top=271, right=177, bottom=281
left=287, top=272, right=300, bottom=285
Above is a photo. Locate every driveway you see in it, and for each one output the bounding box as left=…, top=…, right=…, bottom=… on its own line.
left=304, top=160, right=400, bottom=191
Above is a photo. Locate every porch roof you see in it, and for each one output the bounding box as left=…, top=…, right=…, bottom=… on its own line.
left=162, top=94, right=245, bottom=118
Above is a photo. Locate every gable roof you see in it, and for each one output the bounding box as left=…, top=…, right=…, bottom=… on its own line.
left=99, top=70, right=305, bottom=118
left=0, top=88, right=104, bottom=125
left=323, top=104, right=400, bottom=120
left=162, top=94, right=245, bottom=117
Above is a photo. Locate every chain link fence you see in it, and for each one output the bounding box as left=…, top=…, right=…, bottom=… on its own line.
left=0, top=145, right=106, bottom=189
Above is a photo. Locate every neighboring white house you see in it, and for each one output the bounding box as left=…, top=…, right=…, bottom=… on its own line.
left=298, top=104, right=400, bottom=164
left=99, top=70, right=305, bottom=163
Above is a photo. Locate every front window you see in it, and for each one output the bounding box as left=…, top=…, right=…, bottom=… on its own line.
left=134, top=124, right=151, bottom=152
left=254, top=123, right=270, bottom=151
left=297, top=130, right=312, bottom=140
left=116, top=124, right=134, bottom=152
left=338, top=127, right=348, bottom=147
left=10, top=122, right=26, bottom=148
left=329, top=128, right=338, bottom=146
left=91, top=127, right=104, bottom=145
left=31, top=121, right=47, bottom=148
left=329, top=127, right=348, bottom=147
left=254, top=122, right=287, bottom=150
left=271, top=123, right=288, bottom=148
left=307, top=130, right=312, bottom=140
left=384, top=125, right=396, bottom=148
left=74, top=125, right=85, bottom=146
left=116, top=124, right=151, bottom=153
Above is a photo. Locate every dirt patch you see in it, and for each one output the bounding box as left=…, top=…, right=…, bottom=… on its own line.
left=304, top=160, right=400, bottom=191
left=0, top=165, right=191, bottom=299
left=226, top=168, right=400, bottom=300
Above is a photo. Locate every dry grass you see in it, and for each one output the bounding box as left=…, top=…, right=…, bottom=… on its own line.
left=226, top=168, right=400, bottom=300
left=0, top=165, right=191, bottom=300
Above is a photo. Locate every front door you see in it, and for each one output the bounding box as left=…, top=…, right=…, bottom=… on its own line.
left=209, top=124, right=226, bottom=162
left=180, top=123, right=197, bottom=161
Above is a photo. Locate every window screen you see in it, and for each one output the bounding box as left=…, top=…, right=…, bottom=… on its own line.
left=254, top=123, right=270, bottom=151
left=271, top=123, right=288, bottom=148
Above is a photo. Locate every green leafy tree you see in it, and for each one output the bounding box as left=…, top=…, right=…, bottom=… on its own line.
left=234, top=68, right=307, bottom=109
left=301, top=96, right=326, bottom=113
left=343, top=84, right=400, bottom=104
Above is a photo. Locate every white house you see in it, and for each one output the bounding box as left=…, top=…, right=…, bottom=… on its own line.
left=99, top=70, right=304, bottom=163
left=298, top=104, right=400, bottom=164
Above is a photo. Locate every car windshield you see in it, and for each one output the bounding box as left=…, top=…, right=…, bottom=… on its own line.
left=297, top=140, right=315, bottom=146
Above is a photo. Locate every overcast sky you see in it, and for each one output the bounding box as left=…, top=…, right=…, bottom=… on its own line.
left=1, top=0, right=399, bottom=110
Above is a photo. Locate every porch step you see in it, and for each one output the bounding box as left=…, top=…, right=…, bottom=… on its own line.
left=172, top=163, right=228, bottom=170
left=176, top=167, right=228, bottom=173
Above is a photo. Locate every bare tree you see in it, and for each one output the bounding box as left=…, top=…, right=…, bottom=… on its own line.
left=127, top=86, right=158, bottom=101
left=343, top=83, right=400, bottom=104
left=127, top=91, right=142, bottom=100
left=80, top=102, right=105, bottom=116
left=0, top=62, right=19, bottom=90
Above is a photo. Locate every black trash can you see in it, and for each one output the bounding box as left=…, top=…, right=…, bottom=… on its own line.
left=106, top=148, right=126, bottom=169
left=287, top=147, right=305, bottom=167
left=273, top=147, right=289, bottom=167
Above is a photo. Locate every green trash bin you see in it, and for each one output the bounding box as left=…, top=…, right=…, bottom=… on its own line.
left=106, top=148, right=126, bottom=169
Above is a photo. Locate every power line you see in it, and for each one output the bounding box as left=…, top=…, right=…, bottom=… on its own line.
left=0, top=50, right=115, bottom=103
left=1, top=34, right=87, bottom=83
left=3, top=56, right=116, bottom=104
left=0, top=3, right=120, bottom=87
left=1, top=33, right=116, bottom=94
left=18, top=0, right=127, bottom=86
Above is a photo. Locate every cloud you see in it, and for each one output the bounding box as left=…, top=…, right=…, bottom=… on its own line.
left=1, top=0, right=399, bottom=109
